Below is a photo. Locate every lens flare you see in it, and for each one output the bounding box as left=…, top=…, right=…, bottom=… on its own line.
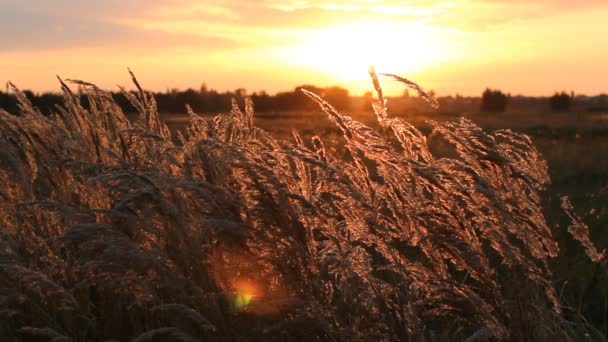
left=209, top=248, right=292, bottom=314
left=233, top=278, right=259, bottom=310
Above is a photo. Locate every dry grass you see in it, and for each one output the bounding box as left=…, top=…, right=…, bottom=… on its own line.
left=0, top=70, right=605, bottom=341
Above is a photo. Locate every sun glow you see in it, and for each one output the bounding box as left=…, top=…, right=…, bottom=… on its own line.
left=291, top=21, right=445, bottom=81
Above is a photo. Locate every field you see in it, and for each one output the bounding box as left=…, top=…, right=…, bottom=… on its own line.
left=1, top=73, right=607, bottom=341
left=163, top=109, right=608, bottom=187
left=253, top=110, right=608, bottom=329
left=162, top=108, right=608, bottom=335
left=164, top=109, right=608, bottom=237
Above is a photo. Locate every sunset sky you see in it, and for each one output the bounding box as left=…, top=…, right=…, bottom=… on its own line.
left=1, top=0, right=607, bottom=96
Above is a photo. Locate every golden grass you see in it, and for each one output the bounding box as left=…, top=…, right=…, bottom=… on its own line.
left=0, top=70, right=605, bottom=341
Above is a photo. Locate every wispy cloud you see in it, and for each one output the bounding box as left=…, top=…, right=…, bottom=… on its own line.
left=0, top=2, right=239, bottom=52
left=4, top=0, right=607, bottom=51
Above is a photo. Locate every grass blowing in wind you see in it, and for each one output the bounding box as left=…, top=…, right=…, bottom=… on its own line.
left=0, top=66, right=605, bottom=342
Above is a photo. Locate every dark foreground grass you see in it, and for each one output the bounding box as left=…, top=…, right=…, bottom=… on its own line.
left=0, top=70, right=606, bottom=341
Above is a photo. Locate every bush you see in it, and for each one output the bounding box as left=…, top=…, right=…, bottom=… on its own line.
left=481, top=88, right=509, bottom=112
left=549, top=92, right=573, bottom=112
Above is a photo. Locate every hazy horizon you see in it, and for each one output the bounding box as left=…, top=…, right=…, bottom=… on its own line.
left=4, top=80, right=608, bottom=99
left=1, top=0, right=607, bottom=96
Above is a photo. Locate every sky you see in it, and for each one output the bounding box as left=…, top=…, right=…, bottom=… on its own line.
left=1, top=0, right=607, bottom=96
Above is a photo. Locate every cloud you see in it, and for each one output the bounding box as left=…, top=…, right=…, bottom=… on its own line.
left=436, top=0, right=608, bottom=31
left=0, top=2, right=239, bottom=52
left=2, top=0, right=607, bottom=52
left=255, top=0, right=608, bottom=31
left=131, top=0, right=608, bottom=34
left=476, top=0, right=607, bottom=9
left=0, top=0, right=170, bottom=19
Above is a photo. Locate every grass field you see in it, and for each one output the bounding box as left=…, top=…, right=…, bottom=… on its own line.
left=162, top=108, right=608, bottom=336
left=161, top=109, right=608, bottom=219
left=1, top=72, right=607, bottom=341
left=162, top=109, right=608, bottom=190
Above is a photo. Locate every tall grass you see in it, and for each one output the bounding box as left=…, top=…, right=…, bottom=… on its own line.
left=0, top=69, right=605, bottom=341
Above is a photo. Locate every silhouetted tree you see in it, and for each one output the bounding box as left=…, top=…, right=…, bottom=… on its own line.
left=0, top=91, right=18, bottom=114
left=250, top=91, right=273, bottom=112
left=549, top=91, right=572, bottom=112
left=362, top=91, right=373, bottom=111
left=323, top=86, right=350, bottom=110
left=481, top=88, right=509, bottom=112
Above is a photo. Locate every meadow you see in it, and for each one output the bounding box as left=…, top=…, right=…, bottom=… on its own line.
left=0, top=70, right=606, bottom=341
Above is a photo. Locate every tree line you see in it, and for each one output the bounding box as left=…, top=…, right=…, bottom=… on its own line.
left=0, top=84, right=595, bottom=115
left=481, top=89, right=576, bottom=113
left=0, top=84, right=350, bottom=115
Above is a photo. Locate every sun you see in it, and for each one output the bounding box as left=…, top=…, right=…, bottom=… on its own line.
left=291, top=21, right=444, bottom=81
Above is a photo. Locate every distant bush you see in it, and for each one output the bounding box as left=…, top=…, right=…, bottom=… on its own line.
left=481, top=88, right=509, bottom=112
left=0, top=71, right=604, bottom=341
left=549, top=92, right=572, bottom=112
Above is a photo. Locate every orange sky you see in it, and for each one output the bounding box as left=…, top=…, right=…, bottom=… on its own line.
left=1, top=0, right=607, bottom=96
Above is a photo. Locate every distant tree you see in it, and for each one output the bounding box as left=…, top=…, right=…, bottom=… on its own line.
left=251, top=91, right=273, bottom=112
left=362, top=91, right=373, bottom=111
left=0, top=90, right=18, bottom=114
left=481, top=88, right=509, bottom=112
left=323, top=86, right=350, bottom=110
left=549, top=91, right=572, bottom=112
left=176, top=89, right=203, bottom=111
left=34, top=92, right=63, bottom=115
left=297, top=84, right=323, bottom=109
left=234, top=88, right=247, bottom=98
